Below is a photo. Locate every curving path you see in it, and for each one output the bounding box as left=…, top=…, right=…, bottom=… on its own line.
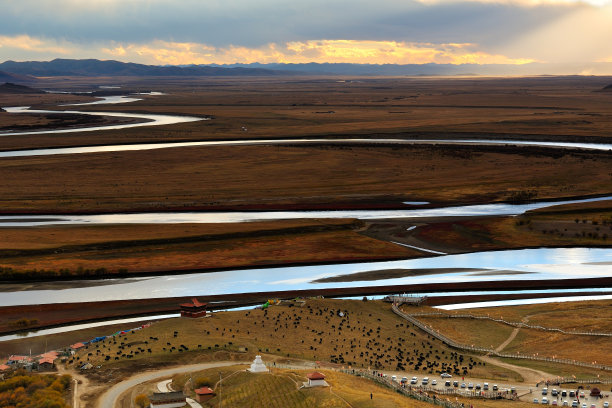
left=96, top=361, right=238, bottom=408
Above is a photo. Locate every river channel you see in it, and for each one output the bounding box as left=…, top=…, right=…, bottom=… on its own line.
left=0, top=96, right=610, bottom=314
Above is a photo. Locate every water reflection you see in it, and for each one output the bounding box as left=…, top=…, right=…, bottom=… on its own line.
left=0, top=105, right=204, bottom=136
left=0, top=196, right=609, bottom=227
left=0, top=248, right=609, bottom=306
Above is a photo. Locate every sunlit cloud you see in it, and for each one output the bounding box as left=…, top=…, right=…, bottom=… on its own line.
left=102, top=39, right=536, bottom=65
left=0, top=35, right=72, bottom=56
left=415, top=0, right=611, bottom=6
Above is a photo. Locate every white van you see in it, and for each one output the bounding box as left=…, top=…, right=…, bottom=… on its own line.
left=422, top=377, right=429, bottom=385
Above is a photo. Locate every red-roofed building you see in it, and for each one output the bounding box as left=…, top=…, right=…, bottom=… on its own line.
left=70, top=342, right=85, bottom=351
left=8, top=355, right=31, bottom=367
left=0, top=364, right=11, bottom=371
left=195, top=387, right=215, bottom=403
left=41, top=351, right=59, bottom=359
left=306, top=372, right=328, bottom=387
left=38, top=357, right=55, bottom=371
left=180, top=298, right=208, bottom=318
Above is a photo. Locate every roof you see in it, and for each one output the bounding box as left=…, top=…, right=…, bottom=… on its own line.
left=0, top=364, right=10, bottom=371
left=180, top=298, right=207, bottom=308
left=41, top=351, right=59, bottom=359
left=71, top=342, right=85, bottom=349
left=149, top=391, right=186, bottom=402
left=307, top=372, right=326, bottom=380
left=8, top=355, right=29, bottom=362
left=195, top=387, right=215, bottom=395
left=38, top=357, right=55, bottom=365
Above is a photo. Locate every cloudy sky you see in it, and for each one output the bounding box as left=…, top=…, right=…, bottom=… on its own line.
left=0, top=0, right=611, bottom=69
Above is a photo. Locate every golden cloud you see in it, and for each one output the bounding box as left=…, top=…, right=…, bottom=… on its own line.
left=0, top=35, right=72, bottom=55
left=102, top=39, right=536, bottom=65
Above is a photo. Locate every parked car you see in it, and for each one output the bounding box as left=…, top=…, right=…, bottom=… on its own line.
left=570, top=392, right=576, bottom=398
left=453, top=381, right=459, bottom=387
left=432, top=380, right=437, bottom=386
left=534, top=399, right=539, bottom=404
left=543, top=388, right=549, bottom=396
left=603, top=402, right=609, bottom=408
left=484, top=383, right=489, bottom=391
left=571, top=400, right=578, bottom=408
left=422, top=377, right=429, bottom=385
left=562, top=391, right=567, bottom=397
left=542, top=398, right=549, bottom=404
left=441, top=373, right=452, bottom=378
left=493, top=385, right=499, bottom=391
left=468, top=383, right=474, bottom=389
left=552, top=400, right=558, bottom=406
left=401, top=377, right=408, bottom=384
left=461, top=383, right=466, bottom=389
left=581, top=403, right=587, bottom=408
left=411, top=377, right=418, bottom=385
left=562, top=400, right=569, bottom=406
left=445, top=381, right=451, bottom=387
left=392, top=375, right=397, bottom=382
left=552, top=389, right=559, bottom=397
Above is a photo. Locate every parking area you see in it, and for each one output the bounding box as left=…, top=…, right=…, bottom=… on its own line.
left=377, top=371, right=610, bottom=408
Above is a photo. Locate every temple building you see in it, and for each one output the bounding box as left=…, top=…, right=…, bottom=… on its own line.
left=180, top=298, right=208, bottom=318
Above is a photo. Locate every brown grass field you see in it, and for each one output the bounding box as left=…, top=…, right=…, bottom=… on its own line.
left=70, top=299, right=521, bottom=382
left=409, top=300, right=612, bottom=366
left=0, top=219, right=419, bottom=277
left=408, top=201, right=612, bottom=253
left=162, top=366, right=436, bottom=408
left=0, top=76, right=610, bottom=280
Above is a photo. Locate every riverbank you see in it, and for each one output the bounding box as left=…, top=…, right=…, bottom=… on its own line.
left=0, top=276, right=609, bottom=337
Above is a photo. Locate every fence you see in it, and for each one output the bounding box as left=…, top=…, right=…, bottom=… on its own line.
left=407, top=311, right=612, bottom=338
left=392, top=305, right=612, bottom=373
left=340, top=369, right=468, bottom=408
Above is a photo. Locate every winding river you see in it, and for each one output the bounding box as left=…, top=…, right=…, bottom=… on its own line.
left=0, top=247, right=610, bottom=308
left=0, top=196, right=610, bottom=226
left=0, top=95, right=610, bottom=316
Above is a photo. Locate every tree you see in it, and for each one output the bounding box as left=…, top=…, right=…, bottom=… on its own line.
left=194, top=376, right=212, bottom=388
left=134, top=394, right=149, bottom=408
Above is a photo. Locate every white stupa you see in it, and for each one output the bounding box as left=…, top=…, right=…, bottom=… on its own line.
left=248, top=355, right=269, bottom=373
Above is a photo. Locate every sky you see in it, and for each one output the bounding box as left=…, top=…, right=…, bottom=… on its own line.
left=0, top=0, right=611, bottom=70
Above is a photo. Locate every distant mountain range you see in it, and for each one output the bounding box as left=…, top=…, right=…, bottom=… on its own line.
left=1, top=58, right=612, bottom=78
left=0, top=59, right=280, bottom=77
left=0, top=70, right=36, bottom=83
left=0, top=82, right=44, bottom=94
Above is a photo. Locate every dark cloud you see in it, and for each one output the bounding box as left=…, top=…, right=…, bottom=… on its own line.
left=0, top=0, right=582, bottom=48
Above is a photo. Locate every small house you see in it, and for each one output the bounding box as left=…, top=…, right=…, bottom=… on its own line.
left=149, top=391, right=187, bottom=408
left=0, top=364, right=10, bottom=372
left=38, top=357, right=55, bottom=371
left=306, top=372, right=328, bottom=387
left=70, top=342, right=86, bottom=353
left=195, top=387, right=215, bottom=403
left=180, top=298, right=208, bottom=318
left=8, top=355, right=31, bottom=367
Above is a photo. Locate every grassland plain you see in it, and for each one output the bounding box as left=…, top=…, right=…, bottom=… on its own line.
left=70, top=300, right=520, bottom=383
left=407, top=300, right=612, bottom=367
left=411, top=200, right=612, bottom=253
left=3, top=76, right=612, bottom=152
left=0, top=145, right=610, bottom=214
left=0, top=219, right=418, bottom=278
left=166, top=366, right=455, bottom=408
